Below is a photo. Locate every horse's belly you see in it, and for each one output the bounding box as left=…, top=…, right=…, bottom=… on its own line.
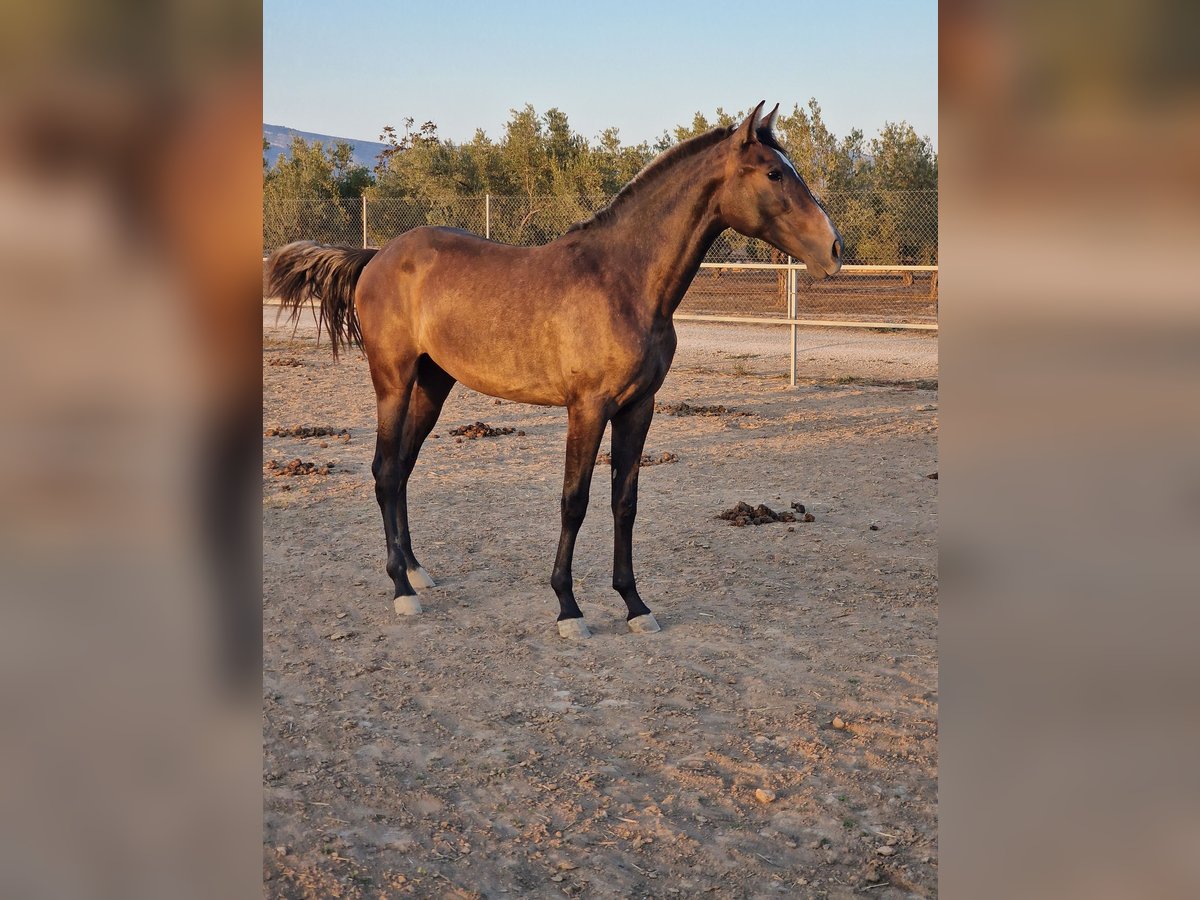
left=449, top=365, right=567, bottom=407
left=422, top=338, right=568, bottom=407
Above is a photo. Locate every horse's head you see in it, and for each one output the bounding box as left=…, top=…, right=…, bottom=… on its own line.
left=718, top=101, right=843, bottom=280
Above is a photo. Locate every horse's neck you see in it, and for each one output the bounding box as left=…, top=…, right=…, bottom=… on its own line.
left=591, top=153, right=727, bottom=319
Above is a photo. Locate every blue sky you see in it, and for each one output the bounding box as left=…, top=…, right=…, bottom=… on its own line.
left=264, top=0, right=936, bottom=150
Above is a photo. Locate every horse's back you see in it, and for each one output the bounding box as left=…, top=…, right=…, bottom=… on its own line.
left=380, top=225, right=527, bottom=262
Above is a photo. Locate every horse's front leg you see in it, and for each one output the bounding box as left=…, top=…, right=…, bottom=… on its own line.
left=610, top=393, right=660, bottom=633
left=550, top=402, right=608, bottom=639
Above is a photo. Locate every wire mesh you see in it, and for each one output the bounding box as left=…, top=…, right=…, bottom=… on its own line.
left=262, top=197, right=362, bottom=253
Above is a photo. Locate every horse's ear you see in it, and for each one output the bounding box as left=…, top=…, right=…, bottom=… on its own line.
left=756, top=103, right=780, bottom=141
left=736, top=101, right=766, bottom=146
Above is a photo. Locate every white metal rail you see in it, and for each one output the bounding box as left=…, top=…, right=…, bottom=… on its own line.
left=679, top=261, right=938, bottom=385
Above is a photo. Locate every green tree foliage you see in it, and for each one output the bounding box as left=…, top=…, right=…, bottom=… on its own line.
left=263, top=136, right=366, bottom=248
left=328, top=142, right=373, bottom=198
left=263, top=102, right=937, bottom=262
left=839, top=122, right=938, bottom=264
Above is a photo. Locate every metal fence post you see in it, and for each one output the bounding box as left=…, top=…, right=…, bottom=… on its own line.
left=361, top=195, right=367, bottom=248
left=485, top=193, right=491, bottom=239
left=788, top=257, right=798, bottom=386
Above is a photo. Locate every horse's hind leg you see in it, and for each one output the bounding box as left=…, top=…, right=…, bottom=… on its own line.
left=371, top=357, right=421, bottom=614
left=610, top=393, right=660, bottom=633
left=395, top=357, right=456, bottom=589
left=550, top=402, right=609, bottom=639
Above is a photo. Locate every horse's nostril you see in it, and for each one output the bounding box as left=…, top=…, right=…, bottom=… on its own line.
left=832, top=239, right=841, bottom=260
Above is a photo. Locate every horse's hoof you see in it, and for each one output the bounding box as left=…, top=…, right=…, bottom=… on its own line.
left=407, top=566, right=435, bottom=590
left=557, top=618, right=591, bottom=640
left=628, top=613, right=661, bottom=634
left=393, top=595, right=422, bottom=616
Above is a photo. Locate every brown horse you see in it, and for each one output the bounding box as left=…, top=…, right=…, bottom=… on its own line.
left=268, top=102, right=842, bottom=639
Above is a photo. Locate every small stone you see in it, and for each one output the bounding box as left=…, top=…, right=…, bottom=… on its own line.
left=551, top=874, right=564, bottom=882
left=802, top=513, right=815, bottom=522
left=318, top=440, right=328, bottom=448
left=790, top=502, right=806, bottom=513
left=787, top=526, right=794, bottom=532
left=336, top=612, right=347, bottom=619
left=755, top=788, right=776, bottom=804
left=875, top=844, right=896, bottom=856
left=557, top=862, right=577, bottom=871
left=517, top=430, right=526, bottom=436
left=832, top=716, right=847, bottom=729
left=927, top=472, right=938, bottom=479
left=869, top=524, right=879, bottom=531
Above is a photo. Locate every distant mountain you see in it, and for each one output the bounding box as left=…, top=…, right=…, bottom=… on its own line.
left=263, top=124, right=389, bottom=170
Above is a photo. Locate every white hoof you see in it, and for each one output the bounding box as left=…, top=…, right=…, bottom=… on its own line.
left=393, top=595, right=422, bottom=616
left=407, top=566, right=435, bottom=590
left=557, top=618, right=592, bottom=640
left=628, top=613, right=661, bottom=634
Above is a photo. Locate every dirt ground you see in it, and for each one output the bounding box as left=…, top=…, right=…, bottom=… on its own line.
left=263, top=310, right=938, bottom=898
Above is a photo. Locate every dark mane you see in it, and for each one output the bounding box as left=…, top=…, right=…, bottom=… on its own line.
left=567, top=126, right=735, bottom=232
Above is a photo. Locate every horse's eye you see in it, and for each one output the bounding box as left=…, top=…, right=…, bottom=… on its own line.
left=767, top=170, right=783, bottom=182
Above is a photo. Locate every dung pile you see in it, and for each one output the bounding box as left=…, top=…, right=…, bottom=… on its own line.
left=719, top=501, right=815, bottom=527
left=655, top=401, right=750, bottom=417
left=449, top=421, right=523, bottom=440
left=266, top=458, right=335, bottom=477
left=594, top=451, right=678, bottom=467
left=266, top=425, right=350, bottom=440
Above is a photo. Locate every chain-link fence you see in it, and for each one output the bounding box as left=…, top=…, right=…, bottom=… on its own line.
left=264, top=191, right=937, bottom=330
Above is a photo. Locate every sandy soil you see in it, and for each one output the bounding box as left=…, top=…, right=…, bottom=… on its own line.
left=263, top=309, right=938, bottom=898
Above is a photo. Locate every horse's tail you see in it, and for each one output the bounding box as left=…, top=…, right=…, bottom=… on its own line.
left=266, top=241, right=378, bottom=358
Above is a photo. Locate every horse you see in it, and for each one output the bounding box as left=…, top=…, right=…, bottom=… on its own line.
left=268, top=101, right=843, bottom=639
